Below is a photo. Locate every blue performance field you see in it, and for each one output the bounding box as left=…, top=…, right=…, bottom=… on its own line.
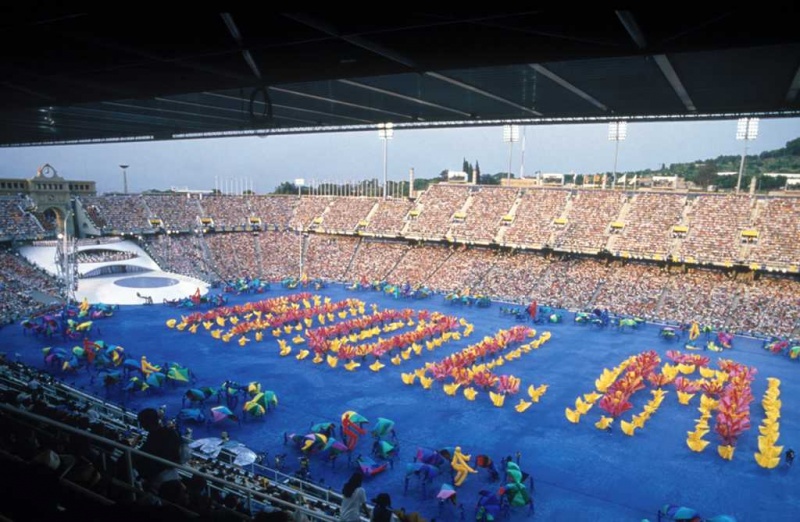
left=5, top=284, right=799, bottom=521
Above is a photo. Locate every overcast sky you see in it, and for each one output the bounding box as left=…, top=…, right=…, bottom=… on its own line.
left=1, top=118, right=799, bottom=194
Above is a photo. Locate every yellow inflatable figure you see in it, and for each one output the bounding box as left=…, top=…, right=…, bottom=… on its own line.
left=451, top=447, right=477, bottom=487
left=490, top=392, right=505, bottom=407
left=463, top=387, right=478, bottom=401
left=515, top=399, right=532, bottom=413
left=443, top=383, right=460, bottom=396
left=327, top=355, right=339, bottom=368
left=717, top=444, right=735, bottom=460
left=595, top=416, right=614, bottom=431
left=369, top=360, right=385, bottom=372
left=677, top=391, right=695, bottom=405
left=400, top=373, right=416, bottom=385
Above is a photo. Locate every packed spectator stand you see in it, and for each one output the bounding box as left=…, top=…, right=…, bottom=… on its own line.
left=2, top=185, right=800, bottom=337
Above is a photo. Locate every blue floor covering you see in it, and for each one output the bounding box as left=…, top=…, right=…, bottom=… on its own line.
left=3, top=284, right=798, bottom=521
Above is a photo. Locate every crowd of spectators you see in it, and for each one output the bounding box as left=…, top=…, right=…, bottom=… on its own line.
left=205, top=233, right=260, bottom=282
left=144, top=234, right=212, bottom=281
left=448, top=187, right=517, bottom=243
left=503, top=188, right=570, bottom=248
left=613, top=193, right=686, bottom=256
left=3, top=187, right=800, bottom=336
left=80, top=195, right=151, bottom=233
left=320, top=197, right=378, bottom=234
left=658, top=268, right=740, bottom=330
left=248, top=196, right=297, bottom=229
left=474, top=250, right=550, bottom=303
left=304, top=235, right=359, bottom=281
left=591, top=261, right=666, bottom=319
left=424, top=245, right=496, bottom=294
left=290, top=197, right=332, bottom=230
left=534, top=256, right=609, bottom=310
left=749, top=197, right=800, bottom=267
left=142, top=195, right=203, bottom=232
left=404, top=185, right=469, bottom=239
left=363, top=199, right=413, bottom=236
left=200, top=196, right=251, bottom=230
left=75, top=249, right=138, bottom=264
left=386, top=243, right=451, bottom=285
left=0, top=247, right=60, bottom=324
left=678, top=194, right=752, bottom=263
left=553, top=191, right=626, bottom=252
left=0, top=197, right=45, bottom=239
left=348, top=240, right=408, bottom=281
left=255, top=231, right=301, bottom=281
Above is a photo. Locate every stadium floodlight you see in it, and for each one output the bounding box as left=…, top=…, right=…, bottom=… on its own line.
left=378, top=123, right=394, bottom=199
left=735, top=117, right=759, bottom=193
left=608, top=121, right=627, bottom=189
left=503, top=125, right=520, bottom=180
left=119, top=164, right=129, bottom=194
left=295, top=178, right=305, bottom=198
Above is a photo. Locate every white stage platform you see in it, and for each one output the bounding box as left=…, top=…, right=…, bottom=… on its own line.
left=19, top=240, right=209, bottom=305
left=73, top=272, right=210, bottom=306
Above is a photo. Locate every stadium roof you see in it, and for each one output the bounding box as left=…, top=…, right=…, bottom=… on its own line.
left=2, top=9, right=800, bottom=146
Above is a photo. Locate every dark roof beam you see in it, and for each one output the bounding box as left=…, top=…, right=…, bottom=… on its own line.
left=337, top=79, right=472, bottom=118
left=100, top=101, right=245, bottom=124
left=220, top=13, right=263, bottom=81
left=528, top=64, right=608, bottom=112
left=57, top=106, right=212, bottom=131
left=786, top=65, right=800, bottom=103
left=425, top=72, right=542, bottom=116
left=283, top=13, right=417, bottom=69
left=201, top=92, right=373, bottom=124
left=616, top=11, right=695, bottom=112
left=269, top=86, right=417, bottom=120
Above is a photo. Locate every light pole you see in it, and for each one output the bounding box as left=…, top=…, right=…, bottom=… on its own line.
left=119, top=164, right=129, bottom=194
left=378, top=123, right=394, bottom=199
left=608, top=121, right=627, bottom=189
left=736, top=117, right=759, bottom=194
left=503, top=125, right=519, bottom=180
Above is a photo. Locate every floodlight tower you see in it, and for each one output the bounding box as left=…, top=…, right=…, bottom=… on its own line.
left=120, top=164, right=129, bottom=194
left=608, top=121, right=627, bottom=189
left=736, top=117, right=759, bottom=194
left=503, top=125, right=520, bottom=180
left=378, top=123, right=394, bottom=199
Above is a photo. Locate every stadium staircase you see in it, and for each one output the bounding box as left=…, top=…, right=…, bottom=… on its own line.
left=425, top=249, right=454, bottom=286
left=548, top=194, right=574, bottom=246
left=383, top=245, right=411, bottom=281
left=197, top=235, right=223, bottom=281
left=670, top=198, right=696, bottom=255
left=604, top=196, right=633, bottom=253
left=494, top=191, right=524, bottom=245
left=252, top=233, right=264, bottom=276
left=362, top=200, right=380, bottom=226
left=344, top=238, right=362, bottom=277
left=449, top=192, right=475, bottom=238
left=399, top=203, right=418, bottom=237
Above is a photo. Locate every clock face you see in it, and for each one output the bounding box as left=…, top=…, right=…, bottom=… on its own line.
left=40, top=165, right=55, bottom=177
